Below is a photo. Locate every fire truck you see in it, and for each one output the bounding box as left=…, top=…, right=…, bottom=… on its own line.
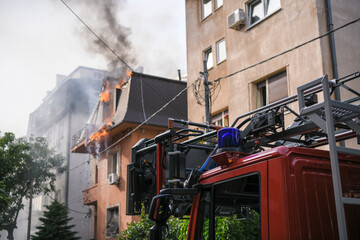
left=126, top=73, right=360, bottom=239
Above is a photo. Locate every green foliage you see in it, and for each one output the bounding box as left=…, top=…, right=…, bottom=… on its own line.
left=31, top=199, right=80, bottom=240
left=0, top=132, right=65, bottom=239
left=202, top=211, right=261, bottom=240
left=0, top=181, right=9, bottom=230
left=117, top=206, right=189, bottom=240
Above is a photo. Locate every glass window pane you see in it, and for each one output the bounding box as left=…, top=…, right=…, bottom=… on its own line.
left=202, top=0, right=212, bottom=19
left=257, top=80, right=267, bottom=107
left=204, top=48, right=213, bottom=70
left=216, top=39, right=226, bottom=63
left=250, top=0, right=264, bottom=25
left=195, top=191, right=211, bottom=239
left=214, top=174, right=261, bottom=239
left=215, top=0, right=223, bottom=9
left=266, top=0, right=281, bottom=15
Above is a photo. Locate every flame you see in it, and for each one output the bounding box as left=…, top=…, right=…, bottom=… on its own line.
left=100, top=81, right=111, bottom=102
left=116, top=78, right=125, bottom=89
left=127, top=69, right=133, bottom=77
left=89, top=121, right=113, bottom=143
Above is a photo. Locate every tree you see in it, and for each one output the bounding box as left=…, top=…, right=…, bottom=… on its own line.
left=0, top=132, right=65, bottom=240
left=31, top=199, right=79, bottom=240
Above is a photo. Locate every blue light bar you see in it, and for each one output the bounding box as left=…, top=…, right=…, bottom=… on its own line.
left=217, top=128, right=241, bottom=149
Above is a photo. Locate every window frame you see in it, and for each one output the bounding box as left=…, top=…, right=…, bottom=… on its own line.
left=211, top=109, right=229, bottom=127
left=203, top=47, right=214, bottom=70
left=246, top=0, right=282, bottom=28
left=202, top=0, right=213, bottom=20
left=256, top=70, right=288, bottom=108
left=216, top=38, right=227, bottom=64
left=108, top=150, right=120, bottom=177
left=215, top=0, right=223, bottom=10
left=105, top=205, right=120, bottom=238
left=195, top=172, right=262, bottom=239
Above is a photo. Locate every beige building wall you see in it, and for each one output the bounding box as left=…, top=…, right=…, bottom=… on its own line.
left=186, top=0, right=359, bottom=129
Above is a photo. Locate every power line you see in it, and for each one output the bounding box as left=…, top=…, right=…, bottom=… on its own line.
left=59, top=0, right=134, bottom=72
left=100, top=80, right=196, bottom=154
left=215, top=17, right=360, bottom=82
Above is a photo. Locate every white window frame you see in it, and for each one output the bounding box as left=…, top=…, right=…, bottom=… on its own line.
left=202, top=0, right=213, bottom=20
left=246, top=0, right=281, bottom=27
left=216, top=39, right=226, bottom=64
left=108, top=150, right=120, bottom=177
left=215, top=0, right=223, bottom=10
left=203, top=47, right=214, bottom=70
left=211, top=110, right=229, bottom=127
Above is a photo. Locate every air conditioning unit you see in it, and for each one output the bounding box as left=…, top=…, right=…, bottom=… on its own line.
left=228, top=9, right=246, bottom=30
left=108, top=173, right=119, bottom=185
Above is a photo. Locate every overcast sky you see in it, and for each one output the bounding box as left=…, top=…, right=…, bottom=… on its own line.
left=0, top=0, right=187, bottom=137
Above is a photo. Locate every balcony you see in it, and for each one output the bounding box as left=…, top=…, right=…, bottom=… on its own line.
left=82, top=184, right=98, bottom=205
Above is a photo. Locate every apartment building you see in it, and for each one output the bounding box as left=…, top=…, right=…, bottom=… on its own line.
left=185, top=0, right=359, bottom=138
left=9, top=66, right=106, bottom=240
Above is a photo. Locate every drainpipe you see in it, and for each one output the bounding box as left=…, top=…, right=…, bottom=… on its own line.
left=324, top=0, right=340, bottom=100
left=325, top=0, right=344, bottom=148
left=65, top=109, right=72, bottom=207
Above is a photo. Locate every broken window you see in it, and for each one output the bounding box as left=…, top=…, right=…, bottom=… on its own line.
left=106, top=206, right=119, bottom=238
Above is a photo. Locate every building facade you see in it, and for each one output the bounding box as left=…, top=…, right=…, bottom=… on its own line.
left=71, top=71, right=187, bottom=240
left=9, top=66, right=106, bottom=240
left=185, top=0, right=360, bottom=143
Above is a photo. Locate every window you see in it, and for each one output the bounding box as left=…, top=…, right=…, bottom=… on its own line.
left=256, top=71, right=287, bottom=108
left=203, top=47, right=213, bottom=70
left=212, top=110, right=229, bottom=127
left=216, top=39, right=226, bottom=64
left=247, top=0, right=281, bottom=26
left=108, top=151, right=120, bottom=176
left=202, top=0, right=212, bottom=19
left=215, top=0, right=223, bottom=9
left=195, top=173, right=261, bottom=239
left=106, top=206, right=119, bottom=238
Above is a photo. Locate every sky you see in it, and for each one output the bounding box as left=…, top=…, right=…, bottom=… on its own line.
left=0, top=0, right=187, bottom=137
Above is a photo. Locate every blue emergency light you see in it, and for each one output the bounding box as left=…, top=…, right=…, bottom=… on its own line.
left=217, top=127, right=241, bottom=149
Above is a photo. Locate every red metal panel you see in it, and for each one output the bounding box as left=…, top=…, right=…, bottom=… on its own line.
left=268, top=156, right=291, bottom=239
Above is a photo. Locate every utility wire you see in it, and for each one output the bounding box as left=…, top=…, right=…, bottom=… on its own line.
left=66, top=16, right=360, bottom=174
left=59, top=0, right=134, bottom=72
left=47, top=195, right=88, bottom=215
left=100, top=80, right=196, bottom=154
left=215, top=17, right=360, bottom=82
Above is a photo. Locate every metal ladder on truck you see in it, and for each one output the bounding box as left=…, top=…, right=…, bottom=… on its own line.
left=297, top=73, right=360, bottom=240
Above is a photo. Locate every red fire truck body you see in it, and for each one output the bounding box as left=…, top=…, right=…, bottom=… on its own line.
left=186, top=146, right=360, bottom=239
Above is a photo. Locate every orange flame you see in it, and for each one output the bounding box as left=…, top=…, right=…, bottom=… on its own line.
left=116, top=78, right=125, bottom=89
left=127, top=70, right=133, bottom=77
left=89, top=121, right=113, bottom=143
left=100, top=81, right=111, bottom=102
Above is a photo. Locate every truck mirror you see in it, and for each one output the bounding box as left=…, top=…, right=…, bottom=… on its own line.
left=149, top=194, right=173, bottom=223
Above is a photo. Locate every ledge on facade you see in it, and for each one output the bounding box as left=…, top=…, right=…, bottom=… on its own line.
left=83, top=184, right=98, bottom=205
left=71, top=138, right=87, bottom=153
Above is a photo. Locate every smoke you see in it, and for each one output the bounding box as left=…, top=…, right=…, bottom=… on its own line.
left=71, top=0, right=136, bottom=67
left=66, top=0, right=186, bottom=79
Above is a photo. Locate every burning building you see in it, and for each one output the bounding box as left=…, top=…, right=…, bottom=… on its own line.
left=71, top=70, right=187, bottom=239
